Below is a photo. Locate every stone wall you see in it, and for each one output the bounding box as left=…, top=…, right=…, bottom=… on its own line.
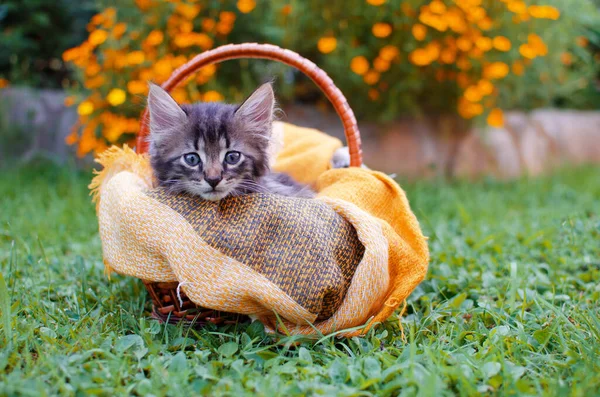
left=285, top=105, right=600, bottom=179
left=1, top=87, right=598, bottom=177
left=0, top=87, right=77, bottom=164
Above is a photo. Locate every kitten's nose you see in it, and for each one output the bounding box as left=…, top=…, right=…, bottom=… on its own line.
left=204, top=176, right=222, bottom=189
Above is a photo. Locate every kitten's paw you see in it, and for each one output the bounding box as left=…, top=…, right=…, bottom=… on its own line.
left=331, top=146, right=370, bottom=170
left=331, top=147, right=351, bottom=169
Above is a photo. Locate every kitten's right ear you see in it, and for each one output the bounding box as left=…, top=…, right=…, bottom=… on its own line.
left=147, top=83, right=187, bottom=134
left=234, top=82, right=275, bottom=135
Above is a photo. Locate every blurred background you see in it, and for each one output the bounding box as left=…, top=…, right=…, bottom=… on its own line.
left=0, top=0, right=599, bottom=178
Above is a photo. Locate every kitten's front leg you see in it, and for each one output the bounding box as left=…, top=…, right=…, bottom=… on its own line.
left=260, top=173, right=315, bottom=198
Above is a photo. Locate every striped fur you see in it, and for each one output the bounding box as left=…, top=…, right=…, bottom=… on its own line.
left=147, top=82, right=314, bottom=201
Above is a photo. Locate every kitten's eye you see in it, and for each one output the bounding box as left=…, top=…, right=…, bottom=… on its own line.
left=183, top=153, right=201, bottom=166
left=224, top=151, right=241, bottom=165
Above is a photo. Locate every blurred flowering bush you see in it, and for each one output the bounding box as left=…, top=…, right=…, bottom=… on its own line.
left=63, top=0, right=600, bottom=156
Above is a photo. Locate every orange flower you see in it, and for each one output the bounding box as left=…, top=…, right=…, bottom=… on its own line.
left=464, top=85, right=483, bottom=102
left=85, top=75, right=105, bottom=89
left=457, top=36, right=472, bottom=52
left=440, top=48, right=456, bottom=64
left=519, top=44, right=536, bottom=59
left=483, top=62, right=509, bottom=79
left=127, top=80, right=148, bottom=95
left=77, top=101, right=94, bottom=116
left=478, top=17, right=493, bottom=31
left=507, top=1, right=526, bottom=14
left=89, top=30, right=109, bottom=46
left=145, top=30, right=164, bottom=46
left=317, top=37, right=337, bottom=54
left=65, top=130, right=78, bottom=146
left=237, top=0, right=256, bottom=13
left=412, top=24, right=427, bottom=41
left=85, top=63, right=101, bottom=76
left=62, top=47, right=81, bottom=62
left=171, top=55, right=188, bottom=68
left=527, top=33, right=548, bottom=56
left=528, top=5, right=560, bottom=20
left=475, top=37, right=492, bottom=52
left=409, top=48, right=432, bottom=66
left=372, top=23, right=392, bottom=38
left=512, top=61, right=525, bottom=76
left=174, top=33, right=194, bottom=48
left=179, top=21, right=194, bottom=34
left=487, top=108, right=504, bottom=127
left=470, top=47, right=484, bottom=59
left=77, top=126, right=98, bottom=157
left=379, top=45, right=399, bottom=61
left=425, top=41, right=441, bottom=61
left=368, top=89, right=380, bottom=100
left=419, top=12, right=447, bottom=32
left=199, top=64, right=217, bottom=78
left=281, top=4, right=292, bottom=15
left=176, top=3, right=201, bottom=20
left=112, top=23, right=127, bottom=39
left=446, top=9, right=467, bottom=33
left=493, top=36, right=511, bottom=52
left=154, top=59, right=173, bottom=79
left=216, top=22, right=233, bottom=35
left=477, top=79, right=494, bottom=96
left=363, top=70, right=380, bottom=85
left=135, top=0, right=152, bottom=11
left=170, top=88, right=188, bottom=104
left=204, top=91, right=224, bottom=102
left=126, top=51, right=145, bottom=65
left=202, top=18, right=216, bottom=32
left=576, top=36, right=588, bottom=47
left=429, top=0, right=446, bottom=14
left=220, top=11, right=236, bottom=24
left=350, top=56, right=369, bottom=75
left=105, top=122, right=125, bottom=143
left=64, top=96, right=75, bottom=107
left=107, top=88, right=126, bottom=106
left=561, top=52, right=572, bottom=66
left=366, top=0, right=386, bottom=5
left=90, top=13, right=105, bottom=26
left=373, top=57, right=391, bottom=72
left=457, top=98, right=483, bottom=119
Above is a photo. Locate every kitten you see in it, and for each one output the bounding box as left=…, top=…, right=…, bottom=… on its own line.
left=147, top=82, right=314, bottom=201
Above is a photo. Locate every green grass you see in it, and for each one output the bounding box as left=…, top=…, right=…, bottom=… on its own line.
left=1, top=162, right=599, bottom=396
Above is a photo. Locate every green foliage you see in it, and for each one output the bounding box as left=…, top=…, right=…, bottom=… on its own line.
left=0, top=0, right=95, bottom=88
left=1, top=164, right=599, bottom=395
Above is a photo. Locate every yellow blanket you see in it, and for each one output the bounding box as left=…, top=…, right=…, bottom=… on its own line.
left=91, top=121, right=429, bottom=337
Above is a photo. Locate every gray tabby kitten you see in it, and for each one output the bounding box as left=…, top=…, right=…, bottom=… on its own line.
left=147, top=82, right=314, bottom=201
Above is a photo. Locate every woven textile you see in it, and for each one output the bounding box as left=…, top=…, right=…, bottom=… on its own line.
left=145, top=189, right=364, bottom=319
left=91, top=121, right=429, bottom=336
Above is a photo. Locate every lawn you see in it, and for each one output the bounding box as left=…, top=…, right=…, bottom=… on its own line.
left=0, top=162, right=599, bottom=396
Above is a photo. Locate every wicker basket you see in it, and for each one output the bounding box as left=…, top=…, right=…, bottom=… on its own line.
left=136, top=43, right=363, bottom=327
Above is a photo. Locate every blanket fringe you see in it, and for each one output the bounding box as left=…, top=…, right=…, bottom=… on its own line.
left=88, top=145, right=153, bottom=209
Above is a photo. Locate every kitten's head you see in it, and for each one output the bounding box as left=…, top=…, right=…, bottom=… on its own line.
left=147, top=82, right=275, bottom=201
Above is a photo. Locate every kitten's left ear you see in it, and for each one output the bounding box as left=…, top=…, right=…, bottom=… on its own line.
left=234, top=82, right=275, bottom=135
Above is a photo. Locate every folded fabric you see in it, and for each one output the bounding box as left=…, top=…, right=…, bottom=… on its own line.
left=91, top=121, right=429, bottom=337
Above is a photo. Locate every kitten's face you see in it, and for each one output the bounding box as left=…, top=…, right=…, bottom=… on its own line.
left=147, top=83, right=275, bottom=201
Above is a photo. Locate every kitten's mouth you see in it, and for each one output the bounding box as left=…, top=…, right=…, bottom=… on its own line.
left=200, top=188, right=231, bottom=201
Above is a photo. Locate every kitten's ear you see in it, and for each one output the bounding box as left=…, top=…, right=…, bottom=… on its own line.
left=234, top=82, right=275, bottom=134
left=147, top=83, right=187, bottom=134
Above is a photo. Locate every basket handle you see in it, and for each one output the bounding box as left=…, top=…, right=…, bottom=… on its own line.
left=136, top=43, right=362, bottom=167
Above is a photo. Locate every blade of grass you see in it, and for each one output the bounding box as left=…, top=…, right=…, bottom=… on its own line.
left=0, top=272, right=12, bottom=344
